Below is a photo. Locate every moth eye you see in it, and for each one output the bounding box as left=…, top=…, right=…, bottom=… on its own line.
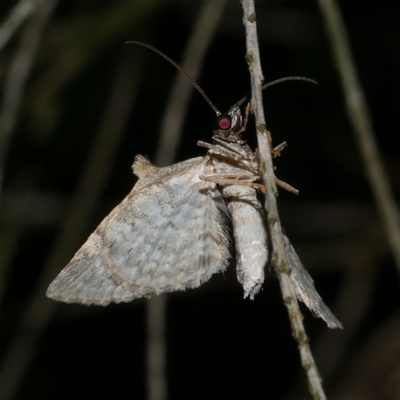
left=216, top=115, right=232, bottom=130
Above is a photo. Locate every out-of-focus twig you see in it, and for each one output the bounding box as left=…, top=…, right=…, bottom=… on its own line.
left=318, top=0, right=400, bottom=273
left=0, top=0, right=56, bottom=314
left=333, top=311, right=400, bottom=399
left=146, top=296, right=167, bottom=400
left=154, top=1, right=226, bottom=167
left=145, top=2, right=226, bottom=399
left=0, top=53, right=140, bottom=400
left=241, top=1, right=327, bottom=399
left=0, top=0, right=35, bottom=52
left=288, top=261, right=379, bottom=397
left=0, top=2, right=56, bottom=195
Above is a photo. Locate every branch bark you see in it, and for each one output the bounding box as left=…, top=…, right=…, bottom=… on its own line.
left=241, top=1, right=327, bottom=398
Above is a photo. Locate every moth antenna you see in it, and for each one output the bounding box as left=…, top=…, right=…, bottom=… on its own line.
left=236, top=76, right=318, bottom=106
left=126, top=42, right=316, bottom=118
left=126, top=40, right=221, bottom=116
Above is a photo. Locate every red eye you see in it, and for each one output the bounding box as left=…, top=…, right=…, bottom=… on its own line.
left=216, top=115, right=231, bottom=130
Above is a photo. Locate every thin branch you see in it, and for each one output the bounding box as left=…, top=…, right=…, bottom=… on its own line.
left=241, top=1, right=327, bottom=399
left=318, top=0, right=400, bottom=273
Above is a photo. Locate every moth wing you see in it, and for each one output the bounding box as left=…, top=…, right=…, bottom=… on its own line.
left=46, top=156, right=231, bottom=305
left=283, top=234, right=343, bottom=329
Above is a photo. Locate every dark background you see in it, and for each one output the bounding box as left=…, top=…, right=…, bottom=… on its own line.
left=1, top=1, right=399, bottom=399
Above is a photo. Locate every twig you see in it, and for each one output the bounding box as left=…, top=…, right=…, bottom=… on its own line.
left=318, top=0, right=400, bottom=274
left=241, top=1, right=327, bottom=399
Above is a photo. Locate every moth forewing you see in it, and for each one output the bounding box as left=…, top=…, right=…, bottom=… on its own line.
left=46, top=157, right=232, bottom=305
left=283, top=234, right=343, bottom=329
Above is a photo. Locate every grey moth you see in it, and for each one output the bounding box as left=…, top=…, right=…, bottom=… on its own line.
left=47, top=42, right=342, bottom=329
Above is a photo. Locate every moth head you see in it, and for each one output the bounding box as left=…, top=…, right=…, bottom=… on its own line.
left=212, top=104, right=243, bottom=142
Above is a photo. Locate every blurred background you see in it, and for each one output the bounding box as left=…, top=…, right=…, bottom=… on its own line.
left=1, top=1, right=399, bottom=399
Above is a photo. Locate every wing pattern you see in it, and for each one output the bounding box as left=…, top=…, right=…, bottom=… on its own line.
left=46, top=156, right=231, bottom=305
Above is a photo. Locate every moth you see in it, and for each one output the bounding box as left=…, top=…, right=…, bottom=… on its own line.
left=47, top=42, right=342, bottom=329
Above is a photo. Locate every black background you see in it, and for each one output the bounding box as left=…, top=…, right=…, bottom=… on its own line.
left=1, top=1, right=399, bottom=399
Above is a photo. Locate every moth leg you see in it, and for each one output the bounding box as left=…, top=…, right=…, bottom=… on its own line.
left=272, top=142, right=288, bottom=158
left=275, top=177, right=299, bottom=195
left=198, top=140, right=241, bottom=158
left=198, top=140, right=252, bottom=161
left=212, top=138, right=253, bottom=158
left=198, top=142, right=258, bottom=174
left=200, top=173, right=265, bottom=192
left=257, top=141, right=297, bottom=194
